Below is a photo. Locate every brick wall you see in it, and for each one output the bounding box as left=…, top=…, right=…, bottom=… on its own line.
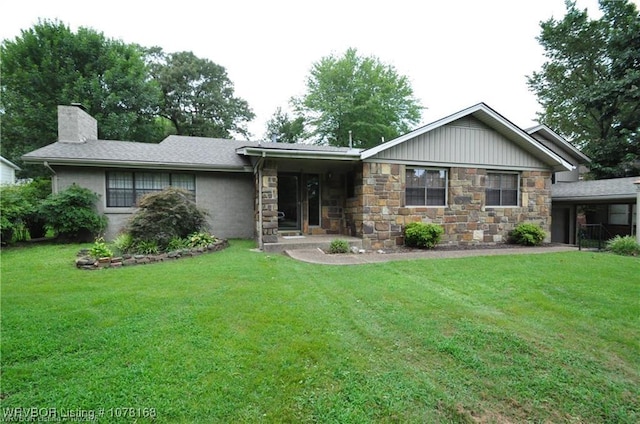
left=353, top=163, right=552, bottom=250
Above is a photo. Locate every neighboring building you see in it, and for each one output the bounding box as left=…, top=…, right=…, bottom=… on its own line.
left=0, top=156, right=20, bottom=185
left=23, top=103, right=574, bottom=249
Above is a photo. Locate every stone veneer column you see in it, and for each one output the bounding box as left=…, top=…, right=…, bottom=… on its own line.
left=261, top=161, right=278, bottom=243
left=360, top=163, right=404, bottom=250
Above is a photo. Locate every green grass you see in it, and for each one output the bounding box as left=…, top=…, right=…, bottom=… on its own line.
left=1, top=241, right=639, bottom=423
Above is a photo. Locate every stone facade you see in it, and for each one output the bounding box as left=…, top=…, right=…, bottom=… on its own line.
left=348, top=163, right=552, bottom=250
left=257, top=160, right=279, bottom=243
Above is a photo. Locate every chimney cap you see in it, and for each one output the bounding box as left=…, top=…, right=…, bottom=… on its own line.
left=70, top=102, right=88, bottom=112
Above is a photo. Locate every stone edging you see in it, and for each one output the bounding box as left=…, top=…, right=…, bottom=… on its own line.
left=75, top=239, right=229, bottom=270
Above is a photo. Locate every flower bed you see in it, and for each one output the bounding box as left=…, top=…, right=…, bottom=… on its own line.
left=75, top=239, right=229, bottom=270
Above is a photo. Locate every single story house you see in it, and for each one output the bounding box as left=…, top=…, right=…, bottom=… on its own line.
left=24, top=103, right=580, bottom=250
left=1, top=156, right=21, bottom=185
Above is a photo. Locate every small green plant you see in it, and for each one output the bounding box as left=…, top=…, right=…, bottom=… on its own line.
left=329, top=239, right=350, bottom=254
left=112, top=233, right=135, bottom=254
left=89, top=237, right=113, bottom=259
left=404, top=222, right=444, bottom=249
left=187, top=232, right=216, bottom=248
left=606, top=235, right=640, bottom=256
left=510, top=223, right=546, bottom=246
left=167, top=236, right=190, bottom=251
left=136, top=240, right=159, bottom=255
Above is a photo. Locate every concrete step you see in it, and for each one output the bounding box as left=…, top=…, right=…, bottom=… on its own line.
left=263, top=236, right=363, bottom=253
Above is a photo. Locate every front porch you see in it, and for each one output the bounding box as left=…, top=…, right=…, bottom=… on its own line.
left=262, top=234, right=363, bottom=253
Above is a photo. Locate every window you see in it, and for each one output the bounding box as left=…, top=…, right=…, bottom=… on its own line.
left=608, top=204, right=630, bottom=225
left=406, top=168, right=447, bottom=206
left=106, top=172, right=195, bottom=207
left=486, top=173, right=518, bottom=206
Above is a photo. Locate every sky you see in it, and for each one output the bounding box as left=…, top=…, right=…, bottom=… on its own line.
left=0, top=0, right=628, bottom=141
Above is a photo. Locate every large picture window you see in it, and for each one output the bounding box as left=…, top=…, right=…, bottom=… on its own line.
left=486, top=173, right=518, bottom=206
left=106, top=172, right=195, bottom=207
left=406, top=168, right=447, bottom=206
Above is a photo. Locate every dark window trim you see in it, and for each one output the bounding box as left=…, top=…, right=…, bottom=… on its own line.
left=106, top=171, right=196, bottom=207
left=485, top=172, right=519, bottom=207
left=405, top=167, right=448, bottom=207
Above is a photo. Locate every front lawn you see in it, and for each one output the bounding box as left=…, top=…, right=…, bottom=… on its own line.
left=1, top=241, right=638, bottom=423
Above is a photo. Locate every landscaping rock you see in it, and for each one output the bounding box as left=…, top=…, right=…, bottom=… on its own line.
left=75, top=239, right=230, bottom=270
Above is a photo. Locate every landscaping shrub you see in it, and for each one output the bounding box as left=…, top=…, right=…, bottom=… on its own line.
left=606, top=235, right=640, bottom=256
left=404, top=222, right=444, bottom=249
left=38, top=184, right=107, bottom=242
left=0, top=179, right=51, bottom=244
left=329, top=239, right=350, bottom=254
left=127, top=188, right=208, bottom=250
left=510, top=223, right=546, bottom=246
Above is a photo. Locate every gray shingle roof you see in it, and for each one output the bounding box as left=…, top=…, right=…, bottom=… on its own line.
left=552, top=177, right=640, bottom=201
left=22, top=135, right=363, bottom=170
left=22, top=136, right=259, bottom=170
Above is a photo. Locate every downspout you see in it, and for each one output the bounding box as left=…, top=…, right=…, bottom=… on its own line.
left=254, top=154, right=266, bottom=249
left=44, top=161, right=58, bottom=193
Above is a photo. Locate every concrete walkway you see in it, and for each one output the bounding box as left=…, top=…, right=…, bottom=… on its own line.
left=284, top=244, right=578, bottom=265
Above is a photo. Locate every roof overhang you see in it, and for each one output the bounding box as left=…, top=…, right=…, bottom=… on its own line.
left=21, top=157, right=253, bottom=173
left=361, top=103, right=573, bottom=172
left=1, top=156, right=21, bottom=170
left=526, top=124, right=591, bottom=164
left=236, top=146, right=362, bottom=161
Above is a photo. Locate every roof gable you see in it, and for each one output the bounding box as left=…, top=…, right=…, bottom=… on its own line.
left=526, top=124, right=591, bottom=165
left=362, top=103, right=573, bottom=172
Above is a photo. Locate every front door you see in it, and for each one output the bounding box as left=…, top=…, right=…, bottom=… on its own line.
left=278, top=174, right=300, bottom=230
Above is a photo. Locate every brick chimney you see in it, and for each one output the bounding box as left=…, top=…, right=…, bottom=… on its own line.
left=58, top=104, right=97, bottom=143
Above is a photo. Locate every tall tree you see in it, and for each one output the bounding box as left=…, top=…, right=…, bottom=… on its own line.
left=148, top=50, right=255, bottom=139
left=264, top=107, right=305, bottom=143
left=294, top=48, right=422, bottom=148
left=528, top=0, right=640, bottom=179
left=0, top=20, right=165, bottom=177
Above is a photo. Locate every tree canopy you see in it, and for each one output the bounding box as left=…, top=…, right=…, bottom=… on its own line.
left=0, top=20, right=165, bottom=177
left=293, top=48, right=422, bottom=148
left=148, top=50, right=254, bottom=139
left=527, top=0, right=640, bottom=179
left=264, top=107, right=305, bottom=143
left=1, top=20, right=256, bottom=178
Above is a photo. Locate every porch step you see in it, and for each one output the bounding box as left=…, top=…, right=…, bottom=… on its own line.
left=263, top=235, right=363, bottom=254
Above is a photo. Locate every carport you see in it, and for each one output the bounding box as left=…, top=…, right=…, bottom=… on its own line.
left=551, top=177, right=640, bottom=244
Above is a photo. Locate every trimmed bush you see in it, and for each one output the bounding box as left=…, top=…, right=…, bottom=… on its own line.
left=329, top=239, right=350, bottom=254
left=510, top=223, right=546, bottom=246
left=38, top=184, right=107, bottom=242
left=127, top=187, right=208, bottom=250
left=404, top=222, right=444, bottom=249
left=606, top=235, right=640, bottom=256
